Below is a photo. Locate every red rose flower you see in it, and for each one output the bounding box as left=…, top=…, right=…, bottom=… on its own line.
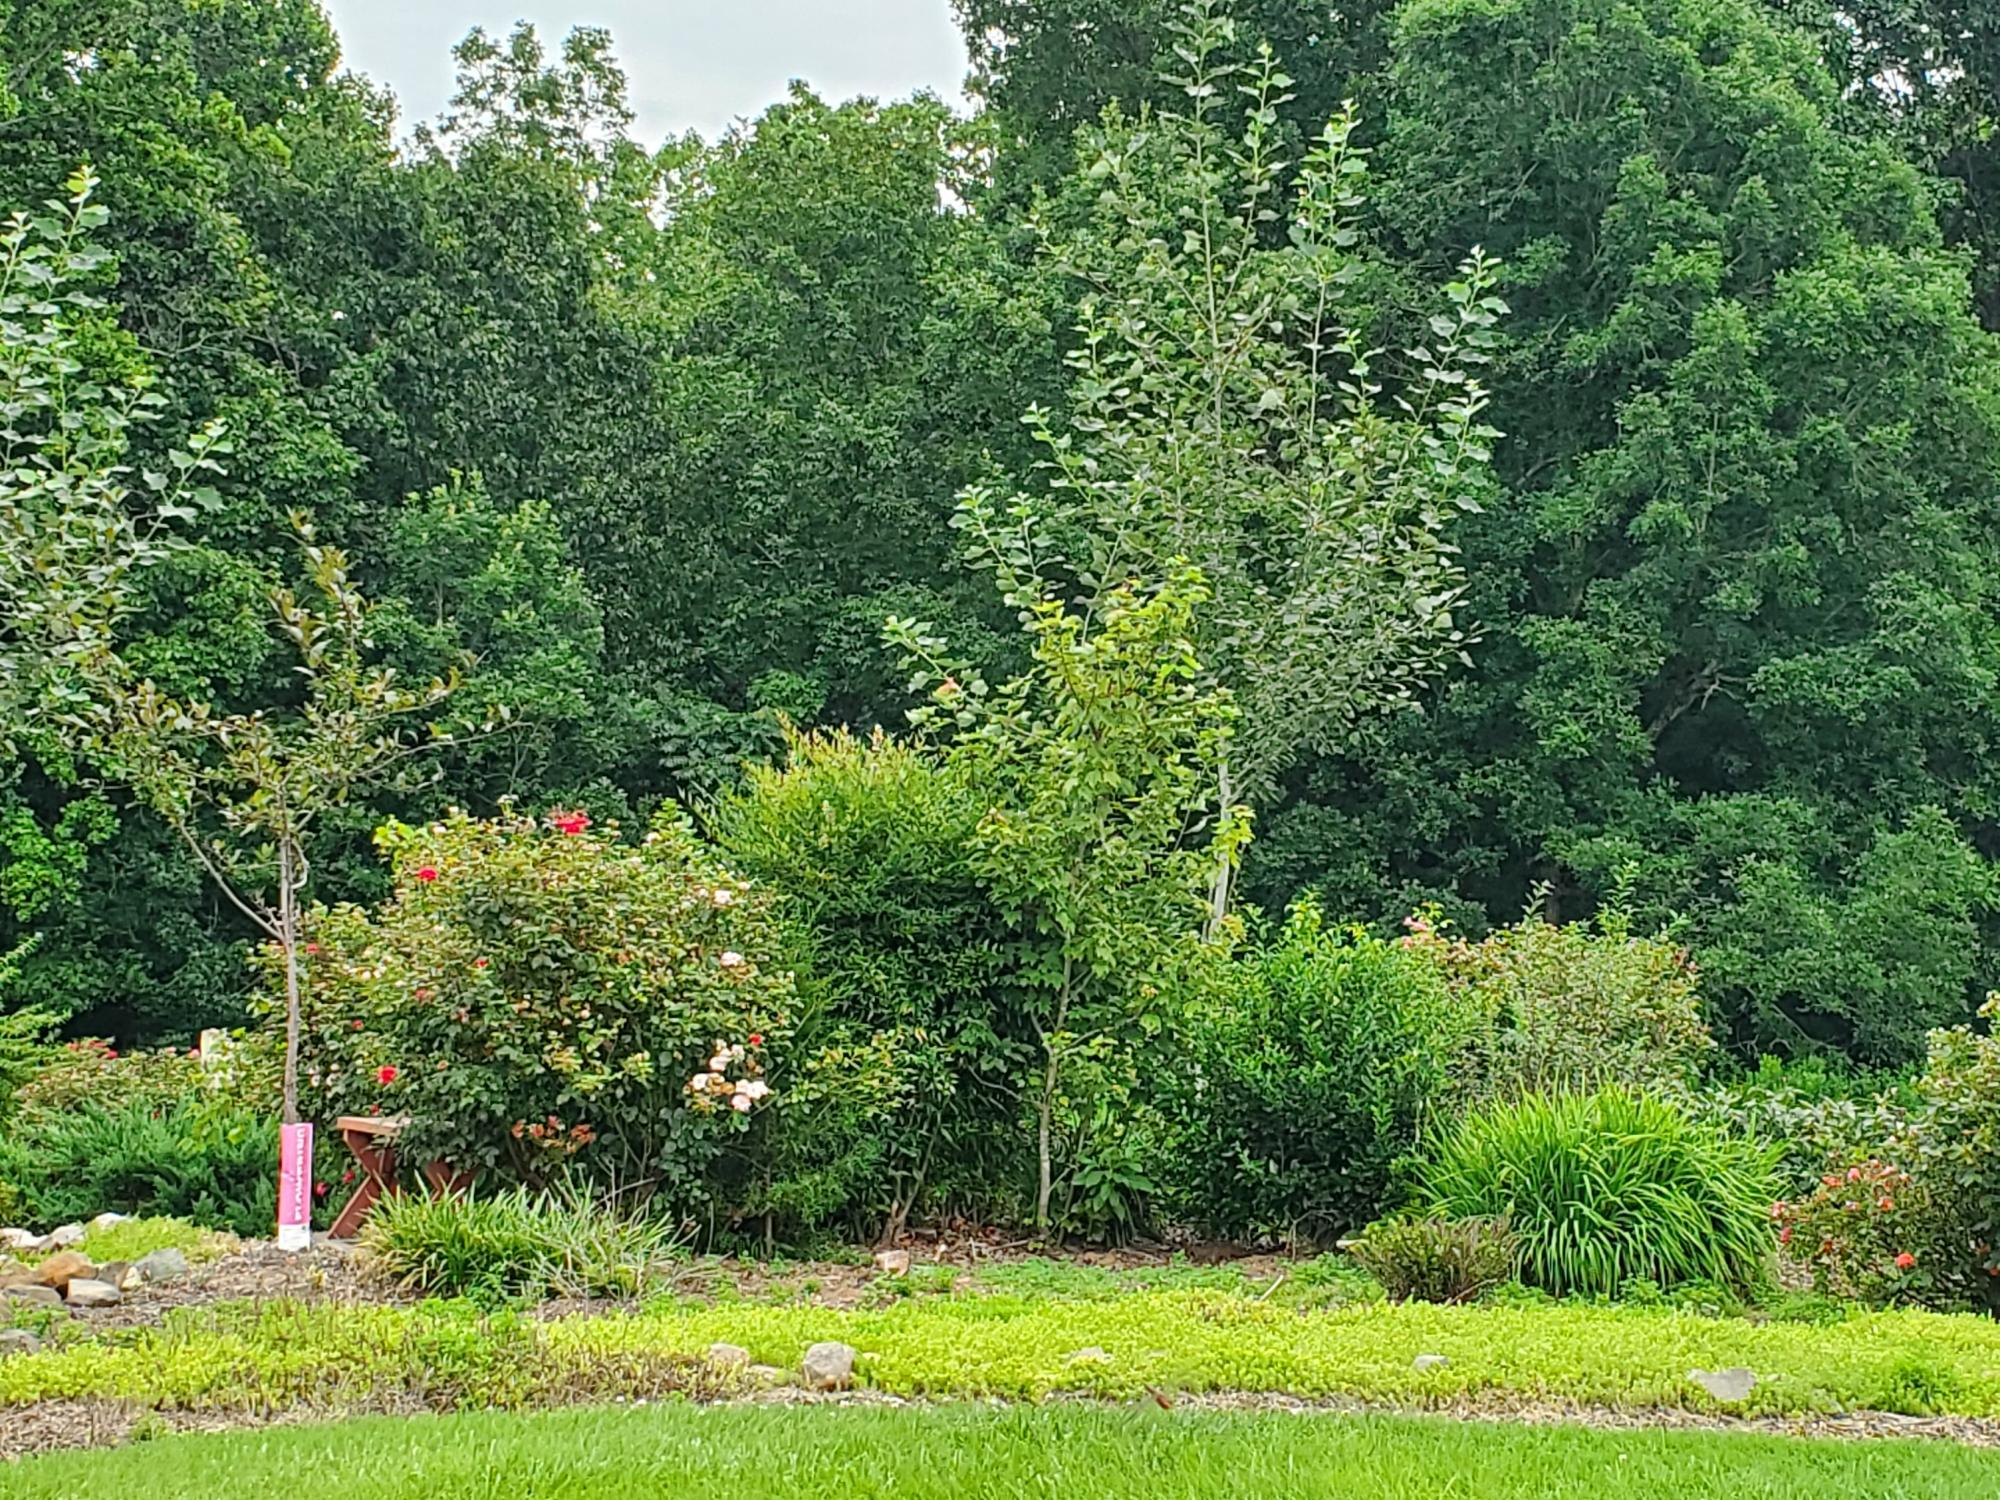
left=416, top=866, right=439, bottom=883
left=352, top=1020, right=365, bottom=1031
left=377, top=1065, right=399, bottom=1084
left=1895, top=1252, right=1917, bottom=1270
left=748, top=1033, right=763, bottom=1047
left=552, top=810, right=590, bottom=836
left=474, top=957, right=489, bottom=969
left=313, top=1181, right=329, bottom=1198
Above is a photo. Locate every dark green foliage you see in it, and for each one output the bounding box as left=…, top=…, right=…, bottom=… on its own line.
left=712, top=729, right=1029, bottom=1231
left=1419, top=1090, right=1779, bottom=1296
left=1163, top=904, right=1482, bottom=1243
left=0, top=1099, right=278, bottom=1237
left=1349, top=1215, right=1517, bottom=1304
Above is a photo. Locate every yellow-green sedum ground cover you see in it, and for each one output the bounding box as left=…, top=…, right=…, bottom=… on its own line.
left=7, top=1285, right=2000, bottom=1419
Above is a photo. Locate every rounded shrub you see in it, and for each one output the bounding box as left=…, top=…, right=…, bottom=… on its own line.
left=711, top=727, right=1029, bottom=1233
left=1418, top=1088, right=1777, bottom=1296
left=1162, top=901, right=1483, bottom=1244
left=283, top=806, right=794, bottom=1212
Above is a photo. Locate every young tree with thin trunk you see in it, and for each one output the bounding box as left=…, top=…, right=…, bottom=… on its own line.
left=1017, top=0, right=1506, bottom=927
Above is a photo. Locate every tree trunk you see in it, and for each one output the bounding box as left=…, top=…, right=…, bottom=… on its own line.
left=1204, top=759, right=1234, bottom=940
left=1034, top=955, right=1073, bottom=1231
left=279, top=839, right=302, bottom=1126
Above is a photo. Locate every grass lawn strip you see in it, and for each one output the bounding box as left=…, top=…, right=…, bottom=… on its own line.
left=8, top=1402, right=2000, bottom=1500
left=7, top=1290, right=2000, bottom=1421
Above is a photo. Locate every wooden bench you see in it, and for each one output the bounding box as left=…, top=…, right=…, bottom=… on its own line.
left=328, top=1115, right=477, bottom=1238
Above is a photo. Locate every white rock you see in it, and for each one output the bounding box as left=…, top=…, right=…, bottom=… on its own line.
left=0, top=1229, right=40, bottom=1252
left=801, top=1340, right=857, bottom=1391
left=88, top=1213, right=129, bottom=1233
left=706, top=1341, right=752, bottom=1370
left=873, top=1249, right=911, bottom=1276
left=134, top=1247, right=189, bottom=1283
left=47, top=1224, right=85, bottom=1249
left=1413, top=1353, right=1451, bottom=1372
left=1690, top=1367, right=1757, bottom=1403
left=65, top=1277, right=121, bottom=1308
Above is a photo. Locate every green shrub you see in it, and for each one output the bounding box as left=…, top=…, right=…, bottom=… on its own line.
left=711, top=728, right=1028, bottom=1236
left=1161, top=903, right=1481, bottom=1244
left=1418, top=1089, right=1777, bottom=1297
left=1692, top=1056, right=1914, bottom=1197
left=1348, top=1215, right=1515, bottom=1304
left=360, top=1186, right=684, bottom=1299
left=284, top=806, right=794, bottom=1216
left=0, top=1096, right=279, bottom=1236
left=1403, top=909, right=1714, bottom=1102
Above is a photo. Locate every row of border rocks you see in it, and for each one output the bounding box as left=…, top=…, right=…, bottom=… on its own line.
left=0, top=1245, right=190, bottom=1312
left=0, top=1213, right=127, bottom=1258
left=705, top=1339, right=859, bottom=1392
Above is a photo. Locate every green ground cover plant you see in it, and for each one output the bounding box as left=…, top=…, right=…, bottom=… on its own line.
left=6, top=1285, right=2000, bottom=1418
left=7, top=1405, right=1999, bottom=1500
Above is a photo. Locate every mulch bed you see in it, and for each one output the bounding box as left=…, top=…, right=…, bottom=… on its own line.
left=9, top=1231, right=1996, bottom=1461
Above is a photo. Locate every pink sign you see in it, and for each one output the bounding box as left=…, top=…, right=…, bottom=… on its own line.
left=277, top=1121, right=314, bottom=1251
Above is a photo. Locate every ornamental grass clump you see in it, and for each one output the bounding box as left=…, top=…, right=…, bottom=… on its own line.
left=1418, top=1089, right=1777, bottom=1297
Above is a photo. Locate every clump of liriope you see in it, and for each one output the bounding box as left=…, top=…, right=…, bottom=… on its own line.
left=1418, top=1089, right=1778, bottom=1297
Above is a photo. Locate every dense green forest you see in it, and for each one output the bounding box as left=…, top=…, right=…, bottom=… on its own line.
left=4, top=0, right=2000, bottom=1072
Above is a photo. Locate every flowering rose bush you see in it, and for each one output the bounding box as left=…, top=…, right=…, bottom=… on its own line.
left=1773, top=1160, right=1944, bottom=1307
left=279, top=806, right=794, bottom=1209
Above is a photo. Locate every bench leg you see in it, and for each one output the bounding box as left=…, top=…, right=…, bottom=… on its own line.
left=330, top=1128, right=399, bottom=1238
left=421, top=1160, right=476, bottom=1197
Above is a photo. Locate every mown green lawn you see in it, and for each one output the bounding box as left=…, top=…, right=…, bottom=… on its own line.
left=6, top=1403, right=2000, bottom=1500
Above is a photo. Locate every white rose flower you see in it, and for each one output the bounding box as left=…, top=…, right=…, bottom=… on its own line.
left=718, top=950, right=746, bottom=969
left=730, top=1093, right=754, bottom=1113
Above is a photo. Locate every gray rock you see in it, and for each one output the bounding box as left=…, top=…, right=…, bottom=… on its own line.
left=801, top=1340, right=857, bottom=1391
left=706, top=1341, right=752, bottom=1371
left=1, top=1285, right=63, bottom=1310
left=1689, top=1367, right=1757, bottom=1404
left=873, top=1249, right=911, bottom=1276
left=0, top=1228, right=39, bottom=1253
left=1413, top=1353, right=1451, bottom=1372
left=134, top=1247, right=190, bottom=1284
left=65, top=1277, right=121, bottom=1308
left=0, top=1329, right=40, bottom=1357
left=46, top=1223, right=85, bottom=1250
left=97, top=1261, right=142, bottom=1293
left=88, top=1213, right=129, bottom=1233
left=0, top=1256, right=30, bottom=1288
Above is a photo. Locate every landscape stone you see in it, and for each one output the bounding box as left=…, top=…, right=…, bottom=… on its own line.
left=801, top=1340, right=857, bottom=1391
left=97, top=1260, right=143, bottom=1292
left=0, top=1228, right=40, bottom=1252
left=65, top=1277, right=121, bottom=1308
left=46, top=1223, right=85, bottom=1249
left=88, top=1213, right=129, bottom=1233
left=134, top=1247, right=190, bottom=1284
left=0, top=1256, right=30, bottom=1288
left=1689, top=1367, right=1757, bottom=1403
left=706, top=1341, right=752, bottom=1370
left=1413, top=1354, right=1451, bottom=1372
left=1, top=1285, right=63, bottom=1310
left=0, top=1328, right=40, bottom=1357
left=33, top=1251, right=94, bottom=1292
left=872, top=1249, right=911, bottom=1276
